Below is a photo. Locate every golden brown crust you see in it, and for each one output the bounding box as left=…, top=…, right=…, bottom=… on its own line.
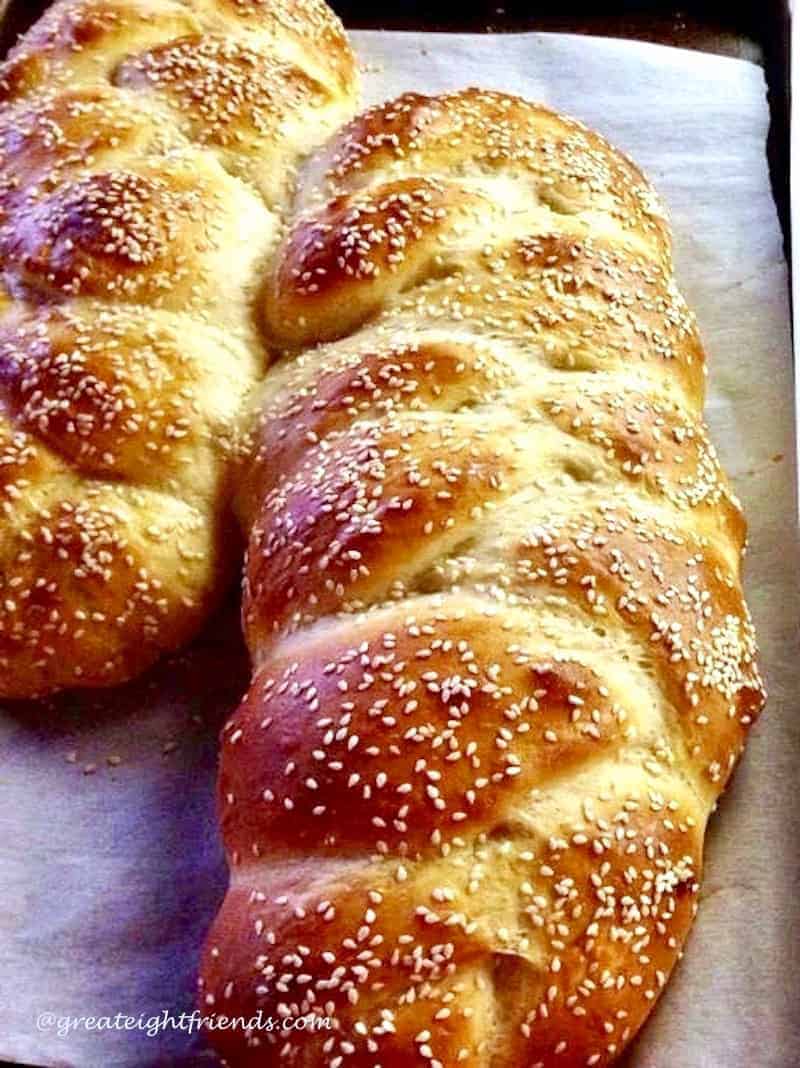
left=538, top=388, right=745, bottom=543
left=301, top=90, right=671, bottom=264
left=508, top=506, right=762, bottom=788
left=202, top=89, right=765, bottom=1067
left=1, top=155, right=277, bottom=335
left=0, top=0, right=356, bottom=104
left=0, top=0, right=200, bottom=103
left=222, top=603, right=633, bottom=856
left=240, top=336, right=738, bottom=544
left=242, top=414, right=526, bottom=653
left=115, top=37, right=320, bottom=171
left=0, top=0, right=357, bottom=697
left=0, top=305, right=247, bottom=484
left=202, top=768, right=704, bottom=1068
left=0, top=478, right=234, bottom=698
left=206, top=0, right=357, bottom=95
left=113, top=32, right=347, bottom=205
left=238, top=339, right=516, bottom=510
left=268, top=178, right=487, bottom=343
left=0, top=86, right=162, bottom=222
left=268, top=226, right=705, bottom=403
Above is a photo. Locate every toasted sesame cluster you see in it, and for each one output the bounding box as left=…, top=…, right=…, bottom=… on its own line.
left=0, top=0, right=357, bottom=697
left=200, top=90, right=766, bottom=1067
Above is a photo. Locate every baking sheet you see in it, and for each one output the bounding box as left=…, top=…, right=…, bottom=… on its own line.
left=0, top=28, right=797, bottom=1068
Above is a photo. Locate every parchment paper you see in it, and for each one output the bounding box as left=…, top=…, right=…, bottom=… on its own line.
left=0, top=30, right=797, bottom=1068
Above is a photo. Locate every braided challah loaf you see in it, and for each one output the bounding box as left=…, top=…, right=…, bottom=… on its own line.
left=0, top=0, right=357, bottom=697
left=200, top=91, right=766, bottom=1067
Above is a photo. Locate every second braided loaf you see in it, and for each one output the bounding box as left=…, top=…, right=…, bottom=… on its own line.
left=0, top=0, right=357, bottom=697
left=201, top=90, right=765, bottom=1068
